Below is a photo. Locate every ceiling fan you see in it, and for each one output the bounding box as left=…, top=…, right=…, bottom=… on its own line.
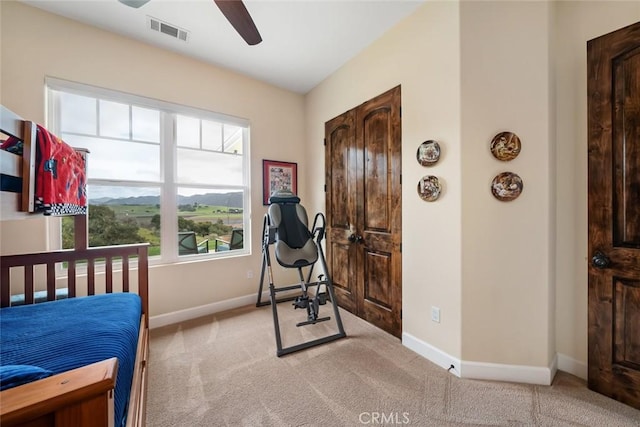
left=118, top=0, right=262, bottom=46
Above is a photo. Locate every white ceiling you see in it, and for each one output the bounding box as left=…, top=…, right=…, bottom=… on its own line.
left=21, top=0, right=424, bottom=94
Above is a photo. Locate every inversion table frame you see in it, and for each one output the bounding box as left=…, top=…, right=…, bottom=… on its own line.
left=256, top=211, right=346, bottom=357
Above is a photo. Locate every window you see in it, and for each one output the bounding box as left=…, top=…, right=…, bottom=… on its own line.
left=47, top=78, right=250, bottom=261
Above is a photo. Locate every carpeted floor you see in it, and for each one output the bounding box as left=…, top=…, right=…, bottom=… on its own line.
left=146, top=303, right=640, bottom=426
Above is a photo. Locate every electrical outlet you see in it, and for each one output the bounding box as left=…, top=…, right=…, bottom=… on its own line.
left=246, top=270, right=253, bottom=279
left=431, top=306, right=440, bottom=323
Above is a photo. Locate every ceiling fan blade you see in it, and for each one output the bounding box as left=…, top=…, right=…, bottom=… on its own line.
left=214, top=0, right=262, bottom=46
left=118, top=0, right=151, bottom=8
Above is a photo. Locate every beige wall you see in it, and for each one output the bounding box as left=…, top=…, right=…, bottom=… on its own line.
left=0, top=1, right=305, bottom=316
left=460, top=1, right=554, bottom=367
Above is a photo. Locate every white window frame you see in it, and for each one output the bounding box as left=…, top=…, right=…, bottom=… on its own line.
left=45, top=77, right=251, bottom=265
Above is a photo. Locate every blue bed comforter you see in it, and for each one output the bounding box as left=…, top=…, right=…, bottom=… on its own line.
left=0, top=293, right=141, bottom=427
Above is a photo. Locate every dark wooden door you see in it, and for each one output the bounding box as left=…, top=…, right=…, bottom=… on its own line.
left=325, top=86, right=402, bottom=337
left=587, top=21, right=640, bottom=410
left=325, top=109, right=359, bottom=314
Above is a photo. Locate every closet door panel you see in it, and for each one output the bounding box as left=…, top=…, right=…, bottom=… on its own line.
left=325, top=110, right=358, bottom=312
left=362, top=108, right=391, bottom=232
left=356, top=86, right=402, bottom=337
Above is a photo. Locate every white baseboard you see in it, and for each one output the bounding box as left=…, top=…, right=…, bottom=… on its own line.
left=556, top=353, right=587, bottom=380
left=402, top=332, right=557, bottom=385
left=461, top=357, right=556, bottom=385
left=402, top=332, right=462, bottom=377
left=149, top=291, right=269, bottom=329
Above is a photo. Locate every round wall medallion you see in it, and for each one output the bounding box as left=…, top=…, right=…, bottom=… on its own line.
left=491, top=172, right=523, bottom=201
left=417, top=175, right=441, bottom=201
left=490, top=132, right=521, bottom=161
left=417, top=140, right=441, bottom=166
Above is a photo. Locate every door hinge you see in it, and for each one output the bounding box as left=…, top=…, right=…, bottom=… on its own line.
left=323, top=138, right=326, bottom=146
left=399, top=106, right=402, bottom=118
left=400, top=173, right=402, bottom=185
left=324, top=184, right=327, bottom=192
left=400, top=243, right=402, bottom=253
left=400, top=309, right=403, bottom=319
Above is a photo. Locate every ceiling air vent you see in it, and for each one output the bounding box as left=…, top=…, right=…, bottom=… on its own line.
left=148, top=17, right=189, bottom=42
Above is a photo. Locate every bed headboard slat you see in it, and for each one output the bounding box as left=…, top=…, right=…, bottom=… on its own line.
left=24, top=266, right=34, bottom=304
left=0, top=268, right=9, bottom=307
left=122, top=257, right=130, bottom=292
left=106, top=257, right=113, bottom=293
left=88, top=259, right=95, bottom=295
left=67, top=261, right=77, bottom=298
left=46, top=262, right=56, bottom=301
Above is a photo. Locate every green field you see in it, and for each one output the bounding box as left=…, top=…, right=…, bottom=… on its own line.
left=63, top=203, right=242, bottom=254
left=108, top=204, right=242, bottom=223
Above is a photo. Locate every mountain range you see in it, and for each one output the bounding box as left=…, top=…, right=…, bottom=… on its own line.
left=92, top=191, right=243, bottom=208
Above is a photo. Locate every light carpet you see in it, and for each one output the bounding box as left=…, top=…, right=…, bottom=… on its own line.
left=146, top=303, right=640, bottom=426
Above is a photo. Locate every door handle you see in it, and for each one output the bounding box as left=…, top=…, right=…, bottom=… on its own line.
left=348, top=234, right=364, bottom=244
left=591, top=251, right=611, bottom=269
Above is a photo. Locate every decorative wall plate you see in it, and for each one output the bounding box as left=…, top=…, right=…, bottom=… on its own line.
left=491, top=172, right=523, bottom=201
left=417, top=140, right=441, bottom=166
left=490, top=132, right=521, bottom=161
left=417, top=175, right=441, bottom=201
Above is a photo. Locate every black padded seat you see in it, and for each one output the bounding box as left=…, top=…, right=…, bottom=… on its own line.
left=268, top=202, right=318, bottom=268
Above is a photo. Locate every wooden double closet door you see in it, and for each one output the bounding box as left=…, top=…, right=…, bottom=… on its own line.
left=324, top=86, right=402, bottom=338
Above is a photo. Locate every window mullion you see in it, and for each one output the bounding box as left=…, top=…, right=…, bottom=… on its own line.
left=129, top=105, right=133, bottom=141
left=221, top=124, right=225, bottom=152
left=95, top=99, right=100, bottom=136
left=160, top=112, right=178, bottom=263
left=242, top=127, right=251, bottom=247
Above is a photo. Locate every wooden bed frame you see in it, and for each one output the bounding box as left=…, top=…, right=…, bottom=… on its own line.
left=0, top=105, right=149, bottom=427
left=1, top=104, right=37, bottom=215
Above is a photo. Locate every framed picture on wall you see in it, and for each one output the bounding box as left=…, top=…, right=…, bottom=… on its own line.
left=262, top=160, right=298, bottom=205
